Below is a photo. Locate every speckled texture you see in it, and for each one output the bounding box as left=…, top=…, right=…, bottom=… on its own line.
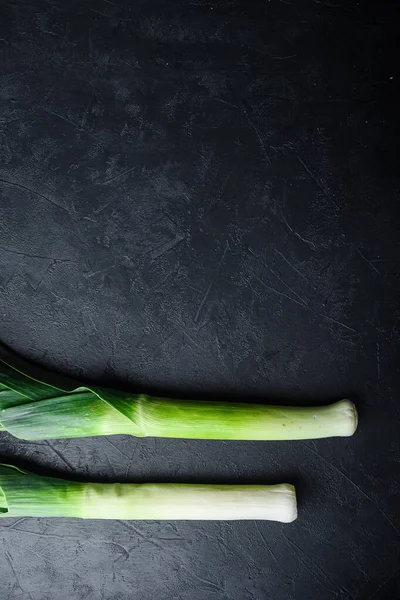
left=0, top=0, right=399, bottom=598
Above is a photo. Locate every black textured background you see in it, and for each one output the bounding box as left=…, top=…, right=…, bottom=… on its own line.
left=0, top=1, right=399, bottom=599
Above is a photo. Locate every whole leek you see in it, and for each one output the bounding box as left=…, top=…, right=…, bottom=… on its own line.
left=0, top=346, right=357, bottom=441
left=0, top=464, right=297, bottom=522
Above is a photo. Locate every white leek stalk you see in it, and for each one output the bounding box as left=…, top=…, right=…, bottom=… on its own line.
left=0, top=465, right=297, bottom=522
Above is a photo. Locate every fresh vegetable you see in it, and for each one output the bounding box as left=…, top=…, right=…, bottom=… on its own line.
left=0, top=464, right=297, bottom=522
left=0, top=345, right=357, bottom=441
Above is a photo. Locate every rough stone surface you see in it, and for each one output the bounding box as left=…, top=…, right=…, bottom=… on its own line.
left=0, top=1, right=399, bottom=598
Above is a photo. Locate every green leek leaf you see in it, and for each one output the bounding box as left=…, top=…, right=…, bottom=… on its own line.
left=0, top=344, right=357, bottom=441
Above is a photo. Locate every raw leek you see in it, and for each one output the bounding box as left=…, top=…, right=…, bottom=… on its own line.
left=0, top=464, right=297, bottom=522
left=0, top=345, right=357, bottom=441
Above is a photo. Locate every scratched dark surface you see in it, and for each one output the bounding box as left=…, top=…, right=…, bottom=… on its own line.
left=0, top=0, right=399, bottom=598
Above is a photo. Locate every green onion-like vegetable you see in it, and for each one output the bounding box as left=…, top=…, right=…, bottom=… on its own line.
left=0, top=464, right=297, bottom=522
left=0, top=345, right=357, bottom=441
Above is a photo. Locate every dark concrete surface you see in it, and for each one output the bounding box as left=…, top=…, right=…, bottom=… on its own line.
left=0, top=0, right=399, bottom=598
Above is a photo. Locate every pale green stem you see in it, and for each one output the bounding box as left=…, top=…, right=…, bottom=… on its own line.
left=131, top=397, right=358, bottom=440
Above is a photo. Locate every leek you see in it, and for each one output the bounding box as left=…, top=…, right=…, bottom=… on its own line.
left=0, top=464, right=297, bottom=522
left=0, top=346, right=357, bottom=441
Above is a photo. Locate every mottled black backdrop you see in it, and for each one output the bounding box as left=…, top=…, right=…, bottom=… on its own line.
left=0, top=1, right=399, bottom=599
